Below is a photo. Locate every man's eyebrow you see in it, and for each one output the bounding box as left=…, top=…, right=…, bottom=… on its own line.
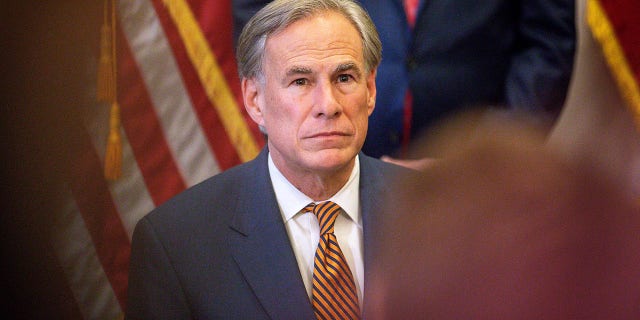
left=286, top=66, right=312, bottom=77
left=335, top=62, right=361, bottom=77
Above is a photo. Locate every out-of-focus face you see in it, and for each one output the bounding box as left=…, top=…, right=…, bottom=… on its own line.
left=242, top=11, right=376, bottom=180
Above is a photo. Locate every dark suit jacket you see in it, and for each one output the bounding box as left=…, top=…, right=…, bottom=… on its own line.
left=126, top=148, right=409, bottom=319
left=361, top=0, right=576, bottom=157
left=233, top=0, right=576, bottom=157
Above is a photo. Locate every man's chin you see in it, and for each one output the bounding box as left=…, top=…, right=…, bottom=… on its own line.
left=305, top=148, right=357, bottom=171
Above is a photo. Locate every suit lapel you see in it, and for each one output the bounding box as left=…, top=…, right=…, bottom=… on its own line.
left=228, top=149, right=315, bottom=319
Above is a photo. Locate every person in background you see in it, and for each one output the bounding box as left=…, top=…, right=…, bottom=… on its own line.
left=126, top=0, right=411, bottom=318
left=233, top=0, right=576, bottom=159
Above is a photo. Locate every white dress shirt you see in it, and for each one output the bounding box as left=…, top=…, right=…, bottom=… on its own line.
left=268, top=154, right=364, bottom=306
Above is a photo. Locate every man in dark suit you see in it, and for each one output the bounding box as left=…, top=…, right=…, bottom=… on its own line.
left=233, top=0, right=576, bottom=158
left=126, top=0, right=409, bottom=318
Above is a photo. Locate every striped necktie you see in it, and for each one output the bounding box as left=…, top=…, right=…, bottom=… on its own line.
left=304, top=201, right=361, bottom=320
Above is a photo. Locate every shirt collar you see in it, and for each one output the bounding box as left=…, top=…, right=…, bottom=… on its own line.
left=268, top=153, right=361, bottom=225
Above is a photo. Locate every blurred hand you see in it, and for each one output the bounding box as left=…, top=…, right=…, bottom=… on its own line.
left=380, top=155, right=436, bottom=171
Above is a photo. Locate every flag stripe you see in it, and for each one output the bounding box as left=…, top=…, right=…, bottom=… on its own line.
left=85, top=99, right=156, bottom=240
left=119, top=0, right=222, bottom=187
left=162, top=0, right=261, bottom=162
left=54, top=197, right=124, bottom=320
left=149, top=0, right=245, bottom=170
left=189, top=0, right=259, bottom=145
left=108, top=134, right=156, bottom=239
left=118, top=26, right=187, bottom=206
left=70, top=128, right=131, bottom=309
left=194, top=0, right=245, bottom=103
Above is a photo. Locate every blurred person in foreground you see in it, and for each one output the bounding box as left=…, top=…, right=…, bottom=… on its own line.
left=367, top=0, right=640, bottom=317
left=367, top=111, right=640, bottom=319
left=548, top=0, right=640, bottom=200
left=126, top=0, right=411, bottom=318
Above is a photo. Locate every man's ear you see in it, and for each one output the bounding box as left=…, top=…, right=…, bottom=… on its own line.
left=241, top=77, right=265, bottom=127
left=366, top=69, right=377, bottom=116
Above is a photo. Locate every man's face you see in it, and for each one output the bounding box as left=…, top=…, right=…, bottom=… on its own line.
left=243, top=11, right=376, bottom=177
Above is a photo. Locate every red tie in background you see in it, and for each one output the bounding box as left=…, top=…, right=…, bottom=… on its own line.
left=404, top=0, right=420, bottom=27
left=402, top=0, right=420, bottom=154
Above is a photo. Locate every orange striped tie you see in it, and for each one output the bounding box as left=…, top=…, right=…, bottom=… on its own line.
left=305, top=201, right=361, bottom=320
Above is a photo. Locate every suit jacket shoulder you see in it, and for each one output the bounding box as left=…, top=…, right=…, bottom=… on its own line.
left=128, top=148, right=317, bottom=319
left=127, top=149, right=413, bottom=319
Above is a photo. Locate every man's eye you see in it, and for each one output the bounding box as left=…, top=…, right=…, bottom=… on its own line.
left=337, top=74, right=352, bottom=83
left=293, top=78, right=307, bottom=86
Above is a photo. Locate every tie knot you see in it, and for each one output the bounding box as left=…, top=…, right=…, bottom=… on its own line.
left=304, top=201, right=341, bottom=235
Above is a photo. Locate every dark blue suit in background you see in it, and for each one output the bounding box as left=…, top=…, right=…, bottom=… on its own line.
left=126, top=149, right=409, bottom=319
left=233, top=0, right=576, bottom=157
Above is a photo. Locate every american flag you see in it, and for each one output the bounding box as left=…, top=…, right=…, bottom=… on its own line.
left=51, top=0, right=263, bottom=318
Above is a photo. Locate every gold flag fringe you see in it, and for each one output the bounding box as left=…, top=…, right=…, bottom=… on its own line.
left=105, top=102, right=122, bottom=180
left=97, top=23, right=115, bottom=102
left=587, top=0, right=640, bottom=130
left=97, top=0, right=122, bottom=180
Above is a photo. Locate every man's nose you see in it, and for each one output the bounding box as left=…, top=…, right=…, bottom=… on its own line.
left=312, top=81, right=342, bottom=118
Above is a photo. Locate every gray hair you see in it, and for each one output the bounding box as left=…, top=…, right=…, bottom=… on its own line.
left=236, top=0, right=382, bottom=80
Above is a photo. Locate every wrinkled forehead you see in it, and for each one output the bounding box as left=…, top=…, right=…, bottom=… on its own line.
left=269, top=9, right=362, bottom=48
left=276, top=7, right=347, bottom=32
